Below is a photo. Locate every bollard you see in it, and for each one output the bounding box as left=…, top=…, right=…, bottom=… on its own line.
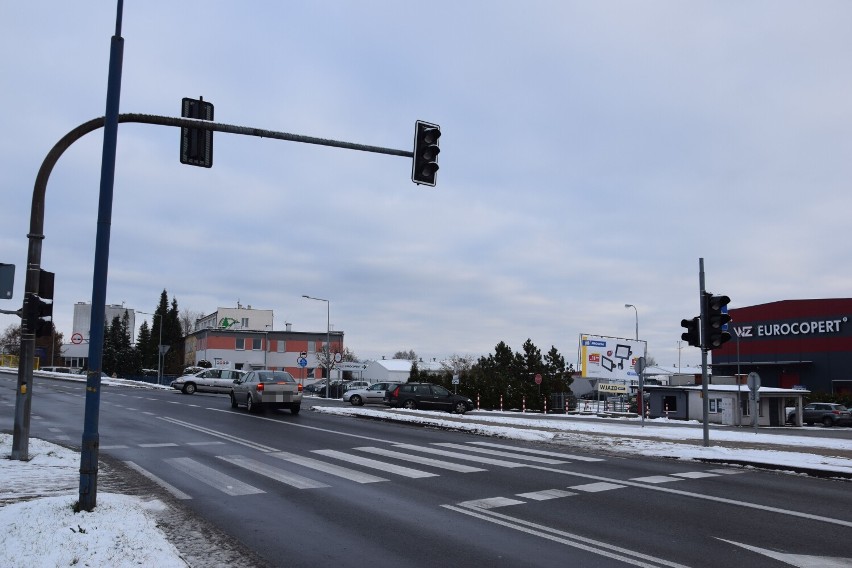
left=500, top=394, right=503, bottom=412
left=523, top=396, right=526, bottom=413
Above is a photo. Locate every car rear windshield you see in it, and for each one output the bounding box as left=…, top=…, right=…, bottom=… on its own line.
left=257, top=371, right=295, bottom=382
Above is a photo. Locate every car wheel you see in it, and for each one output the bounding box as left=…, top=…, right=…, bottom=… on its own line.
left=453, top=401, right=468, bottom=414
left=403, top=399, right=417, bottom=410
left=230, top=392, right=238, bottom=408
left=350, top=395, right=363, bottom=406
left=182, top=383, right=196, bottom=395
left=246, top=395, right=256, bottom=413
left=290, top=404, right=301, bottom=415
left=822, top=416, right=834, bottom=427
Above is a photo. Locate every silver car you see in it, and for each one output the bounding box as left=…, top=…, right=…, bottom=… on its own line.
left=343, top=382, right=399, bottom=406
left=230, top=370, right=303, bottom=414
left=171, top=368, right=246, bottom=395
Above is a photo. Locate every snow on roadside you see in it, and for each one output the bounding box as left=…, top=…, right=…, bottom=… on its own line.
left=0, top=434, right=187, bottom=567
left=312, top=406, right=852, bottom=476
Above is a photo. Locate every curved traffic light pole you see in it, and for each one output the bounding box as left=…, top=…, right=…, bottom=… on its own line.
left=10, top=113, right=418, bottom=503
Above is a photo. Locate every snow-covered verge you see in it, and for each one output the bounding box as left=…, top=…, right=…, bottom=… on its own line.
left=0, top=434, right=187, bottom=568
left=312, top=406, right=852, bottom=477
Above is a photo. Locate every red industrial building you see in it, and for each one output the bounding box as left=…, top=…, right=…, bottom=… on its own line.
left=711, top=298, right=852, bottom=395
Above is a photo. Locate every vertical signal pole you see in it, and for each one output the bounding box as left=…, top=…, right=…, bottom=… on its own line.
left=699, top=258, right=710, bottom=447
left=79, top=0, right=125, bottom=512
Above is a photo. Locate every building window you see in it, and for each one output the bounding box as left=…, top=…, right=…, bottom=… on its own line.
left=235, top=338, right=245, bottom=350
left=252, top=338, right=261, bottom=351
left=241, top=317, right=249, bottom=328
left=307, top=341, right=316, bottom=353
left=277, top=340, right=285, bottom=353
left=662, top=396, right=677, bottom=414
left=709, top=398, right=723, bottom=413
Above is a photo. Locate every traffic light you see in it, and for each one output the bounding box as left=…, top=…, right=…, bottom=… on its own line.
left=180, top=97, right=214, bottom=168
left=411, top=120, right=440, bottom=186
left=24, top=269, right=55, bottom=338
left=24, top=295, right=53, bottom=338
left=0, top=263, right=14, bottom=299
left=702, top=292, right=731, bottom=349
left=681, top=317, right=701, bottom=348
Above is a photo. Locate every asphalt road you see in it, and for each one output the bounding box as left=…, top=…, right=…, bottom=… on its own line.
left=3, top=374, right=851, bottom=568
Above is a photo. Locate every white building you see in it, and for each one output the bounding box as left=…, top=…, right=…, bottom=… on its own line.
left=195, top=306, right=273, bottom=332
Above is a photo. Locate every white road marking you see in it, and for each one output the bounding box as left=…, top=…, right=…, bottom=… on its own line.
left=139, top=443, right=179, bottom=448
left=433, top=442, right=568, bottom=464
left=124, top=460, right=192, bottom=500
left=670, top=471, right=719, bottom=479
left=100, top=445, right=130, bottom=449
left=718, top=539, right=852, bottom=568
left=158, top=416, right=279, bottom=453
left=312, top=449, right=438, bottom=478
left=391, top=443, right=527, bottom=468
left=444, top=504, right=691, bottom=568
left=270, top=452, right=387, bottom=484
left=217, top=455, right=329, bottom=489
left=516, top=489, right=577, bottom=501
left=354, top=446, right=486, bottom=473
left=630, top=475, right=682, bottom=484
left=570, top=482, right=627, bottom=493
left=458, top=497, right=525, bottom=509
left=164, top=457, right=263, bottom=496
left=527, top=464, right=852, bottom=528
left=469, top=441, right=605, bottom=462
left=705, top=468, right=745, bottom=475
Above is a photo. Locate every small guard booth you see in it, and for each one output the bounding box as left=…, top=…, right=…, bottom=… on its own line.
left=644, top=385, right=809, bottom=427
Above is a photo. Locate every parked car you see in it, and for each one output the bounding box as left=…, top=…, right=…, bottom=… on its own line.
left=343, top=382, right=399, bottom=406
left=303, top=380, right=327, bottom=395
left=789, top=403, right=852, bottom=427
left=341, top=380, right=370, bottom=395
left=383, top=382, right=474, bottom=414
left=230, top=370, right=303, bottom=414
left=171, top=368, right=246, bottom=395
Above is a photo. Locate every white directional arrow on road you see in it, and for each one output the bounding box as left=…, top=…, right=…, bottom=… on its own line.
left=718, top=539, right=852, bottom=568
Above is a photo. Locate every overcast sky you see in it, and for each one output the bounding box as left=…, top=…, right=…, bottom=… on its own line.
left=2, top=1, right=851, bottom=368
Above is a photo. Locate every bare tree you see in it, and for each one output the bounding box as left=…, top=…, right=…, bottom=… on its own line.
left=393, top=349, right=417, bottom=361
left=440, top=353, right=475, bottom=374
left=179, top=308, right=203, bottom=336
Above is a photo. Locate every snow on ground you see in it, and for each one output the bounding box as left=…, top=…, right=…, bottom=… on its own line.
left=312, top=406, right=852, bottom=476
left=2, top=372, right=850, bottom=567
left=0, top=434, right=187, bottom=568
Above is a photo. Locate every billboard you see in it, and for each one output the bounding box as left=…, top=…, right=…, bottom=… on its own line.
left=578, top=334, right=647, bottom=381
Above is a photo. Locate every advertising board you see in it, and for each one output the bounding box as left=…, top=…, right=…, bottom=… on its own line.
left=578, top=334, right=647, bottom=381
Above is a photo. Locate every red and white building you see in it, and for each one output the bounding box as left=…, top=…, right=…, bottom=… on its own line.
left=711, top=298, right=852, bottom=395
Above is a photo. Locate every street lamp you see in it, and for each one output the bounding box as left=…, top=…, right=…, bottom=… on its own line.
left=624, top=304, right=638, bottom=340
left=136, top=310, right=163, bottom=384
left=302, top=295, right=330, bottom=398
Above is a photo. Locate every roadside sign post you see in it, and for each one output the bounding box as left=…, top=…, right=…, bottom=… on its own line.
left=747, top=372, right=761, bottom=434
left=634, top=356, right=646, bottom=427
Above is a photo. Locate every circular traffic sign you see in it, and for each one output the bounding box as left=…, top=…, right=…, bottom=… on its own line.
left=747, top=372, right=761, bottom=391
left=71, top=332, right=84, bottom=345
left=298, top=357, right=308, bottom=368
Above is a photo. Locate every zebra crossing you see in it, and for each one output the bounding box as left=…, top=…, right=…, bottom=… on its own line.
left=122, top=439, right=735, bottom=502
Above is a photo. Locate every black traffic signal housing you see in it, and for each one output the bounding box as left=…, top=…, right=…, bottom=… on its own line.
left=681, top=317, right=701, bottom=348
left=25, top=294, right=53, bottom=338
left=25, top=269, right=55, bottom=338
left=0, top=263, right=14, bottom=299
left=702, top=292, right=731, bottom=350
left=180, top=97, right=214, bottom=168
left=412, top=120, right=440, bottom=186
